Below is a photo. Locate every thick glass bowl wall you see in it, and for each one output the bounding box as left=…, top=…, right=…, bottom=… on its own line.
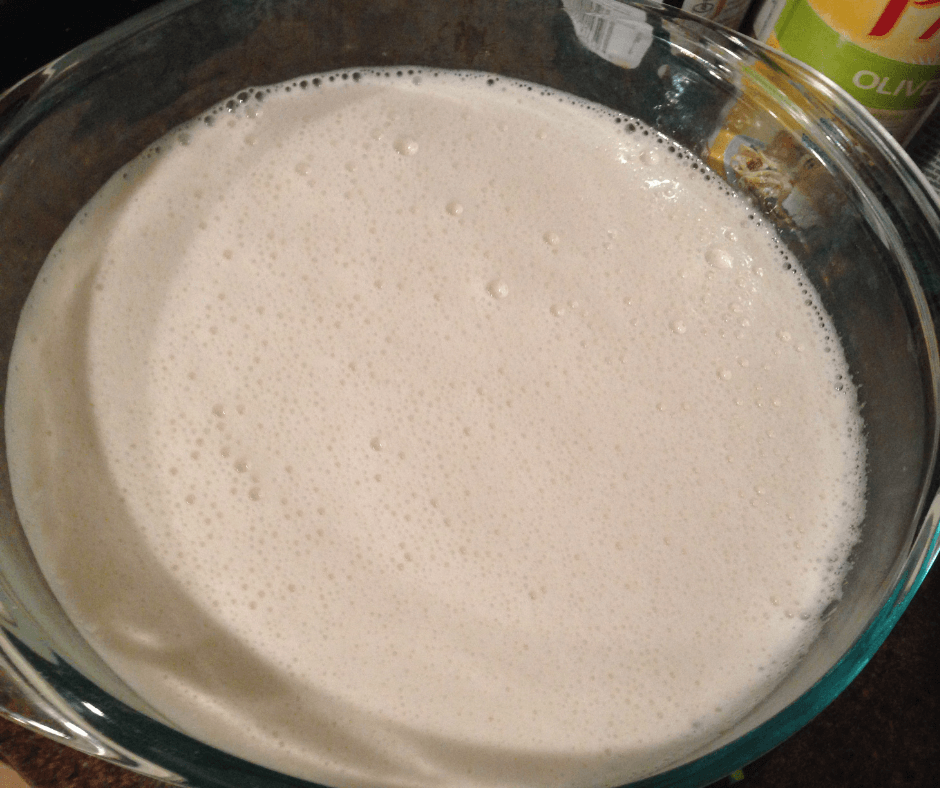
left=0, top=1, right=938, bottom=786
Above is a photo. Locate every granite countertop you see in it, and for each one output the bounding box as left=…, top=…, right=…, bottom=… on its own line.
left=0, top=1, right=938, bottom=786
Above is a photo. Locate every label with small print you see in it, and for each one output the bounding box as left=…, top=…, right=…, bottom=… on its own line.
left=563, top=0, right=754, bottom=69
left=751, top=0, right=940, bottom=143
left=563, top=0, right=655, bottom=68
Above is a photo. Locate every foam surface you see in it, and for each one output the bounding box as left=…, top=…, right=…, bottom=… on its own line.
left=5, top=70, right=865, bottom=788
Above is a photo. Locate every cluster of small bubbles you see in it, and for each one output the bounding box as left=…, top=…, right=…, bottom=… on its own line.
left=1, top=65, right=871, bottom=788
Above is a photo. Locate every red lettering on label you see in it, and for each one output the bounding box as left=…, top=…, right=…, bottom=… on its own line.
left=870, top=0, right=940, bottom=37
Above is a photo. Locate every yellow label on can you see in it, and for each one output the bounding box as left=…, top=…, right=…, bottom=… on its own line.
left=706, top=62, right=849, bottom=232
left=814, top=0, right=940, bottom=62
left=755, top=0, right=940, bottom=141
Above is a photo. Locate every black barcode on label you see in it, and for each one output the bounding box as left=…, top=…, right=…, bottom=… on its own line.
left=581, top=3, right=619, bottom=52
left=564, top=0, right=654, bottom=67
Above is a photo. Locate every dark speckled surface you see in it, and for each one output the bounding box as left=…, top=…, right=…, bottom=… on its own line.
left=0, top=1, right=938, bottom=786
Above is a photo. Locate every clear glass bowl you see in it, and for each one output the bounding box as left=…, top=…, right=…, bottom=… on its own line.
left=0, top=1, right=938, bottom=786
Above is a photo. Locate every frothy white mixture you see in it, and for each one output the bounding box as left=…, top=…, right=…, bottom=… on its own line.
left=5, top=70, right=865, bottom=788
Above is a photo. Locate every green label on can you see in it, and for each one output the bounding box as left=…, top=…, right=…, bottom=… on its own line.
left=774, top=0, right=940, bottom=111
